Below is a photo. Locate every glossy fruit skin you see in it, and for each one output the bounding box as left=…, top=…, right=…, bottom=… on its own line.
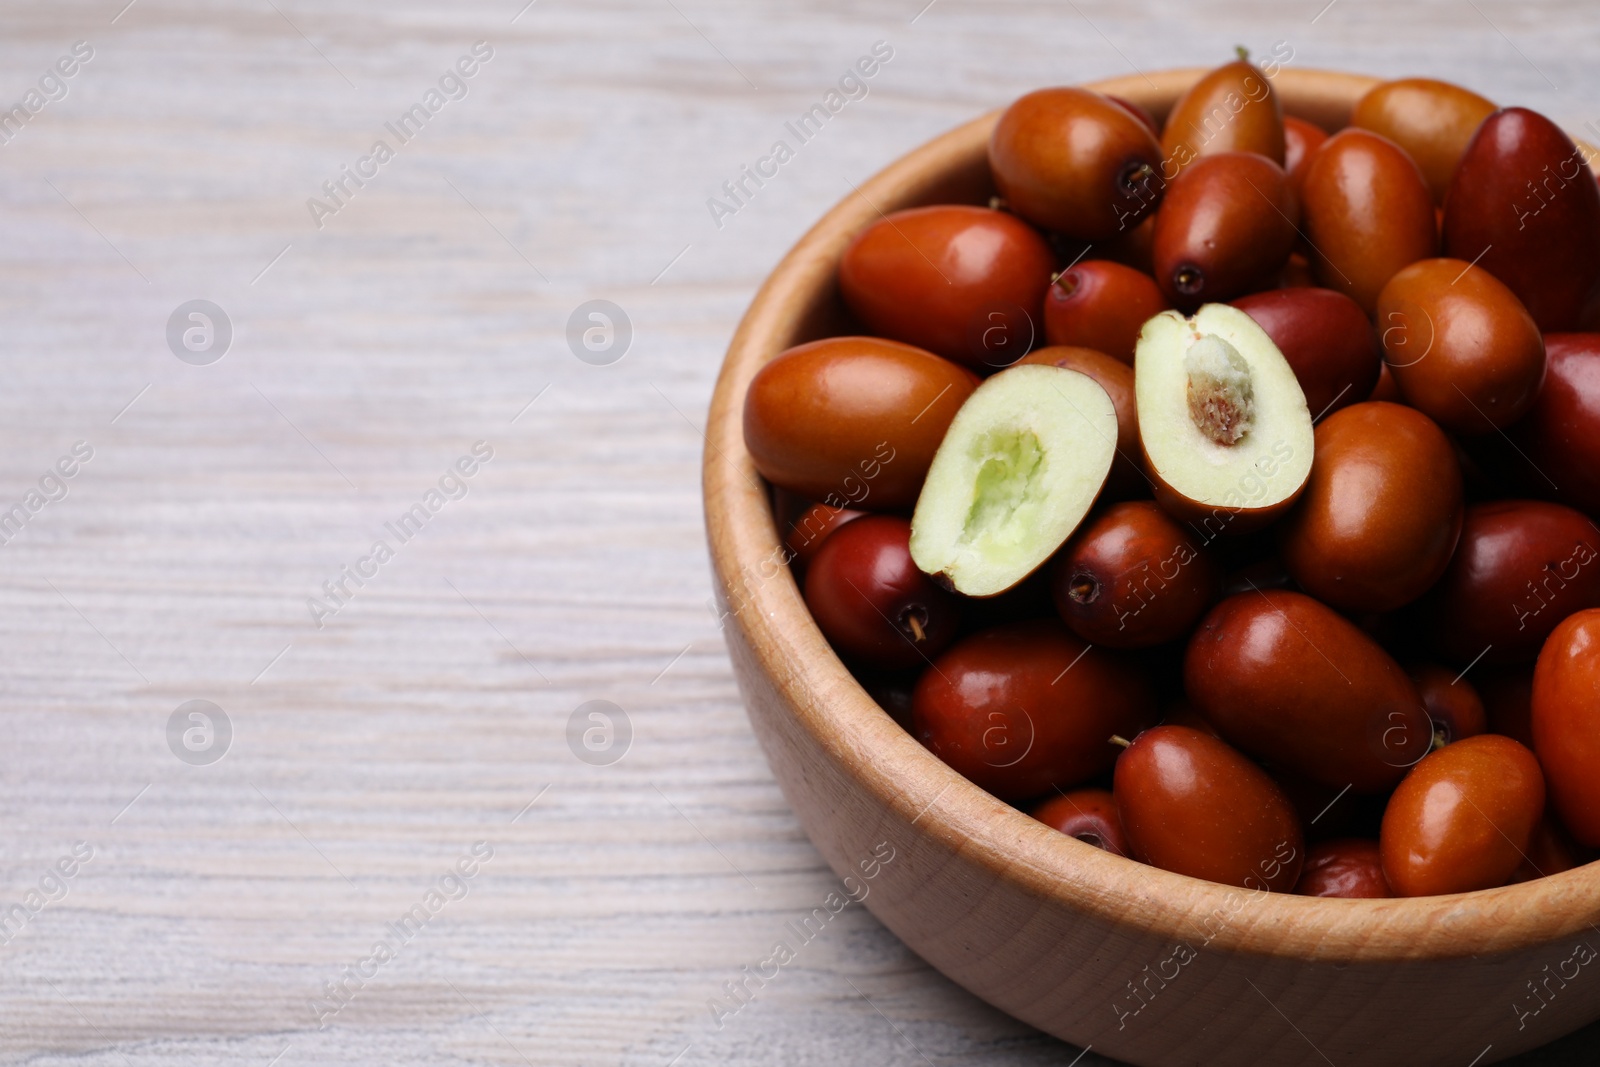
left=1350, top=78, right=1497, bottom=205
left=1301, top=129, right=1437, bottom=313
left=1031, top=787, right=1129, bottom=857
left=1419, top=500, right=1600, bottom=665
left=1444, top=107, right=1600, bottom=332
left=1408, top=663, right=1487, bottom=746
left=1510, top=334, right=1600, bottom=515
left=1233, top=287, right=1379, bottom=419
left=1051, top=501, right=1217, bottom=648
left=1377, top=259, right=1546, bottom=434
left=805, top=516, right=960, bottom=670
left=839, top=205, right=1054, bottom=372
left=1379, top=734, right=1544, bottom=896
left=1152, top=152, right=1297, bottom=309
left=912, top=620, right=1157, bottom=801
left=1295, top=839, right=1390, bottom=898
left=1042, top=260, right=1166, bottom=365
left=1114, top=725, right=1304, bottom=890
left=784, top=503, right=864, bottom=567
left=1185, top=590, right=1432, bottom=792
left=1282, top=116, right=1328, bottom=194
left=1280, top=402, right=1463, bottom=613
left=1160, top=59, right=1285, bottom=177
left=1531, top=608, right=1600, bottom=847
left=744, top=337, right=979, bottom=509
left=990, top=87, right=1165, bottom=240
left=1016, top=345, right=1143, bottom=498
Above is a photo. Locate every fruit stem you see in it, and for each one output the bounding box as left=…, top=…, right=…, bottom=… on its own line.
left=1235, top=45, right=1250, bottom=62
left=907, top=614, right=926, bottom=643
left=1108, top=734, right=1132, bottom=749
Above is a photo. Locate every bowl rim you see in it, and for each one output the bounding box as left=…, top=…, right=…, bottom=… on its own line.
left=704, top=65, right=1600, bottom=963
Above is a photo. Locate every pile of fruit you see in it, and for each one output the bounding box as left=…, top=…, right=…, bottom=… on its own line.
left=740, top=54, right=1600, bottom=898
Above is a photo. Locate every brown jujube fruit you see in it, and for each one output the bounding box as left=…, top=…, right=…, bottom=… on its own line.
left=1444, top=107, right=1600, bottom=332
left=989, top=87, right=1165, bottom=240
left=1282, top=116, right=1328, bottom=195
left=912, top=620, right=1157, bottom=801
left=1280, top=402, right=1463, bottom=613
left=1350, top=78, right=1496, bottom=205
left=1042, top=260, right=1166, bottom=366
left=1185, top=590, right=1432, bottom=792
left=1408, top=663, right=1487, bottom=748
left=1233, top=287, right=1380, bottom=419
left=1159, top=58, right=1285, bottom=177
left=1379, top=734, right=1544, bottom=896
left=743, top=337, right=979, bottom=509
left=1152, top=152, right=1297, bottom=308
left=1051, top=501, right=1217, bottom=648
left=1114, top=725, right=1304, bottom=891
left=1300, top=128, right=1436, bottom=313
left=1531, top=608, right=1600, bottom=847
left=1377, top=258, right=1545, bottom=434
left=1418, top=500, right=1600, bottom=665
left=838, top=205, right=1054, bottom=371
left=1030, top=787, right=1130, bottom=857
left=804, top=516, right=960, bottom=670
left=1295, top=839, right=1390, bottom=898
left=1509, top=334, right=1600, bottom=516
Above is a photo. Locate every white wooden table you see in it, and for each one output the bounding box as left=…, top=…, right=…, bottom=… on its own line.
left=1, top=1, right=1597, bottom=1063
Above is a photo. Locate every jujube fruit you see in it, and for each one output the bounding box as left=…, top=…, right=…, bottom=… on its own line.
left=912, top=620, right=1157, bottom=801
left=1301, top=128, right=1436, bottom=313
left=1379, top=734, right=1544, bottom=896
left=1160, top=56, right=1286, bottom=177
left=1295, top=839, right=1390, bottom=898
left=1031, top=787, right=1129, bottom=856
left=1509, top=333, right=1600, bottom=516
left=1152, top=152, right=1297, bottom=308
left=744, top=336, right=979, bottom=509
left=1531, top=608, right=1600, bottom=847
left=1377, top=258, right=1546, bottom=434
left=1185, top=589, right=1432, bottom=792
left=1279, top=401, right=1463, bottom=613
left=1408, top=662, right=1487, bottom=748
left=1051, top=501, right=1218, bottom=648
left=990, top=87, right=1165, bottom=240
left=1042, top=260, right=1166, bottom=365
left=1444, top=107, right=1600, bottom=332
left=1114, top=725, right=1304, bottom=890
left=804, top=515, right=960, bottom=669
left=838, top=205, right=1054, bottom=371
left=1418, top=500, right=1600, bottom=665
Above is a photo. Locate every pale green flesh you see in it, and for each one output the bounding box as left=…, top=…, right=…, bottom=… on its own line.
left=958, top=428, right=1047, bottom=563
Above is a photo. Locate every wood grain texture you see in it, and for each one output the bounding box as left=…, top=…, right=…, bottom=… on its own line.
left=0, top=1, right=1598, bottom=1064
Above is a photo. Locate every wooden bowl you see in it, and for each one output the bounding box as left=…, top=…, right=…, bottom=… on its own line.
left=704, top=67, right=1600, bottom=1066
